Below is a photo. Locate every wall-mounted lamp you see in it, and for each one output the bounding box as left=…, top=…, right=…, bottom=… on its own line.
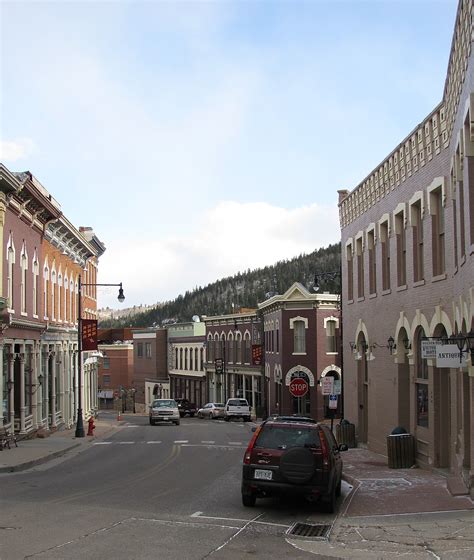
left=385, top=336, right=411, bottom=355
left=349, top=341, right=357, bottom=353
left=450, top=331, right=474, bottom=363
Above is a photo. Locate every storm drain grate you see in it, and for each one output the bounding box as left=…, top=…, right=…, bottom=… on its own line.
left=287, top=522, right=331, bottom=539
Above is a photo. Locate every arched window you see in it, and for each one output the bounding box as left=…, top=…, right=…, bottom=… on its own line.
left=236, top=332, right=242, bottom=363
left=64, top=275, right=68, bottom=322
left=43, top=264, right=50, bottom=319
left=207, top=335, right=214, bottom=363
left=51, top=269, right=56, bottom=320
left=325, top=319, right=337, bottom=353
left=200, top=348, right=204, bottom=370
left=7, top=243, right=15, bottom=310
left=194, top=348, right=198, bottom=371
left=415, top=327, right=428, bottom=428
left=57, top=273, right=62, bottom=321
left=189, top=347, right=193, bottom=370
left=185, top=348, right=188, bottom=370
left=32, top=252, right=39, bottom=317
left=179, top=348, right=183, bottom=370
left=175, top=348, right=179, bottom=369
left=228, top=332, right=234, bottom=363
left=244, top=332, right=251, bottom=364
left=70, top=279, right=74, bottom=322
left=20, top=245, right=28, bottom=314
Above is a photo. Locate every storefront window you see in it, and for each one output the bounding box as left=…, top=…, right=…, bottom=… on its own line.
left=25, top=345, right=33, bottom=416
left=3, top=346, right=10, bottom=423
left=234, top=374, right=243, bottom=398
left=416, top=330, right=428, bottom=428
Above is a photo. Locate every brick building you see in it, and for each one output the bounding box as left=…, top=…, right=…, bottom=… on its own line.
left=132, top=328, right=169, bottom=412
left=259, top=283, right=341, bottom=420
left=97, top=328, right=134, bottom=408
left=339, top=0, right=473, bottom=496
left=204, top=310, right=264, bottom=415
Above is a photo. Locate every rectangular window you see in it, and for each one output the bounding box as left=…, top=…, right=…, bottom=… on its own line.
left=102, top=374, right=110, bottom=385
left=368, top=230, right=376, bottom=295
left=276, top=328, right=279, bottom=353
left=431, top=188, right=445, bottom=276
left=103, top=357, right=110, bottom=369
left=380, top=221, right=391, bottom=290
left=412, top=200, right=424, bottom=282
left=453, top=194, right=458, bottom=268
left=395, top=211, right=406, bottom=286
left=293, top=321, right=306, bottom=353
left=326, top=320, right=336, bottom=353
left=356, top=237, right=364, bottom=298
left=146, top=343, right=152, bottom=358
left=458, top=179, right=466, bottom=259
left=137, top=342, right=143, bottom=358
left=346, top=243, right=353, bottom=301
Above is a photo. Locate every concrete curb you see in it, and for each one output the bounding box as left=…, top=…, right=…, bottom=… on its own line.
left=0, top=442, right=81, bottom=473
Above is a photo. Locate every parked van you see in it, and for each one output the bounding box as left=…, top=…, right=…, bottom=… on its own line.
left=224, top=398, right=251, bottom=422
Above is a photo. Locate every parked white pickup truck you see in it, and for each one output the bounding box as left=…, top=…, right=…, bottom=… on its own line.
left=224, top=398, right=251, bottom=422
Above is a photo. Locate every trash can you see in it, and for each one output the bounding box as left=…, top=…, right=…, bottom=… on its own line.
left=336, top=421, right=356, bottom=448
left=386, top=433, right=415, bottom=468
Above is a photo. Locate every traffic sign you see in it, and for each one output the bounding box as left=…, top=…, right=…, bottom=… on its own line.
left=329, top=395, right=338, bottom=409
left=113, top=390, right=119, bottom=398
left=321, top=377, right=334, bottom=396
left=289, top=378, right=309, bottom=397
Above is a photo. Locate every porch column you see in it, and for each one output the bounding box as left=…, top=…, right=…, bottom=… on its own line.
left=19, top=348, right=26, bottom=433
left=50, top=350, right=57, bottom=428
left=32, top=345, right=39, bottom=429
left=42, top=346, right=49, bottom=430
left=8, top=352, right=14, bottom=427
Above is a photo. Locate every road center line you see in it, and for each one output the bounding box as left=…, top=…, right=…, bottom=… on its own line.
left=174, top=440, right=189, bottom=444
left=146, top=441, right=162, bottom=444
left=201, top=440, right=215, bottom=444
left=92, top=441, right=112, bottom=445
left=228, top=442, right=243, bottom=445
left=116, top=441, right=135, bottom=444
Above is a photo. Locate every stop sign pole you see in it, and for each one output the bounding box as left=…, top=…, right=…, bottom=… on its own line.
left=289, top=378, right=309, bottom=415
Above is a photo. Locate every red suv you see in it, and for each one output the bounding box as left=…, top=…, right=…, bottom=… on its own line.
left=241, top=417, right=347, bottom=512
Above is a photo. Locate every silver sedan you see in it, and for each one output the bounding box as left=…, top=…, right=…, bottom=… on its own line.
left=197, top=402, right=225, bottom=420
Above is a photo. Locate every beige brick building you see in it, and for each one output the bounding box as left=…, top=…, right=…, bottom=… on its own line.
left=339, top=0, right=473, bottom=496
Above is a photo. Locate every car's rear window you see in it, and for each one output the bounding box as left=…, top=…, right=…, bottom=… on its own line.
left=255, top=426, right=320, bottom=450
left=214, top=403, right=224, bottom=407
left=228, top=399, right=248, bottom=406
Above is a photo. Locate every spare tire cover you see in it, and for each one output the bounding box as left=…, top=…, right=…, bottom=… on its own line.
left=280, top=447, right=315, bottom=484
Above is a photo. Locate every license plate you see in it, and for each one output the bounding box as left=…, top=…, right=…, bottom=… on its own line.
left=254, top=469, right=272, bottom=480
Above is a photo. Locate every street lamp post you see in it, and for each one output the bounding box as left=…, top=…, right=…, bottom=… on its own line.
left=75, top=275, right=125, bottom=438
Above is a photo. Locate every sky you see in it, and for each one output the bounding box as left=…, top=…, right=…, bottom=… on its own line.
left=0, top=0, right=458, bottom=310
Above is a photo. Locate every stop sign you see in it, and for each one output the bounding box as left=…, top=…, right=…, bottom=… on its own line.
left=289, top=378, right=309, bottom=397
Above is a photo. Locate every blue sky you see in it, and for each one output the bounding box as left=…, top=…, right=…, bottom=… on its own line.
left=1, top=0, right=458, bottom=309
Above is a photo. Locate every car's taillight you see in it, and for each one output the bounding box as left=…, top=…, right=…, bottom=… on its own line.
left=243, top=426, right=261, bottom=465
left=319, top=429, right=330, bottom=470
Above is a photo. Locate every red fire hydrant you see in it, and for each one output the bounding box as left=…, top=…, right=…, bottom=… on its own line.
left=87, top=416, right=95, bottom=436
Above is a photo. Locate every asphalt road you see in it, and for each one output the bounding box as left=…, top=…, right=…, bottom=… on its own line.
left=0, top=413, right=350, bottom=560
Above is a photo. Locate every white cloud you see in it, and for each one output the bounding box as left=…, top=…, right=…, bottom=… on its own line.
left=97, top=200, right=339, bottom=309
left=0, top=138, right=35, bottom=162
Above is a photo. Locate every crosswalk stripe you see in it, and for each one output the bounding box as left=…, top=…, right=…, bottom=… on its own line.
left=174, top=440, right=188, bottom=444
left=146, top=441, right=162, bottom=444
left=228, top=442, right=243, bottom=445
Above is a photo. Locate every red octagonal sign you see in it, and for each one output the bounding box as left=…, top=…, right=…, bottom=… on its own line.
left=289, top=378, right=309, bottom=397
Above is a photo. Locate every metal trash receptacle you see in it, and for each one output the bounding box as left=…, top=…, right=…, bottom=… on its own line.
left=336, top=422, right=356, bottom=448
left=386, top=433, right=415, bottom=468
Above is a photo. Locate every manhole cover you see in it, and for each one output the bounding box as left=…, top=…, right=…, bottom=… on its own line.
left=287, top=522, right=331, bottom=538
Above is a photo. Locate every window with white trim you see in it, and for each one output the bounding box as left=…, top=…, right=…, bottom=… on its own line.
left=326, top=319, right=337, bottom=353
left=32, top=254, right=39, bottom=317
left=21, top=249, right=28, bottom=314
left=430, top=187, right=445, bottom=276
left=57, top=274, right=62, bottom=321
left=7, top=243, right=15, bottom=310
left=411, top=199, right=424, bottom=282
left=293, top=320, right=306, bottom=353
left=395, top=209, right=406, bottom=286
left=43, top=265, right=49, bottom=319
left=380, top=220, right=390, bottom=290
left=244, top=332, right=251, bottom=364
left=51, top=269, right=56, bottom=320
left=367, top=228, right=376, bottom=295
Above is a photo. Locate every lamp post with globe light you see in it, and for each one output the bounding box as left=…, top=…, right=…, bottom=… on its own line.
left=75, top=277, right=125, bottom=438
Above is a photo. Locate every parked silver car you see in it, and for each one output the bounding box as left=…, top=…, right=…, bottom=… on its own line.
left=149, top=399, right=180, bottom=425
left=197, top=402, right=225, bottom=420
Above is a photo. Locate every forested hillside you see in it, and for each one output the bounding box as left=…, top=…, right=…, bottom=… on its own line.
left=99, top=243, right=341, bottom=328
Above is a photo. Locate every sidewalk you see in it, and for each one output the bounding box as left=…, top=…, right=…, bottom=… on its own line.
left=0, top=417, right=120, bottom=473
left=298, top=447, right=474, bottom=559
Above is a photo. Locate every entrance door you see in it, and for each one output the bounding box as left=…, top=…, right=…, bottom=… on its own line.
left=357, top=355, right=368, bottom=443
left=433, top=367, right=451, bottom=468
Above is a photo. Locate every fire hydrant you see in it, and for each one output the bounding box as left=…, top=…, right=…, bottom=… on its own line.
left=87, top=416, right=95, bottom=436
